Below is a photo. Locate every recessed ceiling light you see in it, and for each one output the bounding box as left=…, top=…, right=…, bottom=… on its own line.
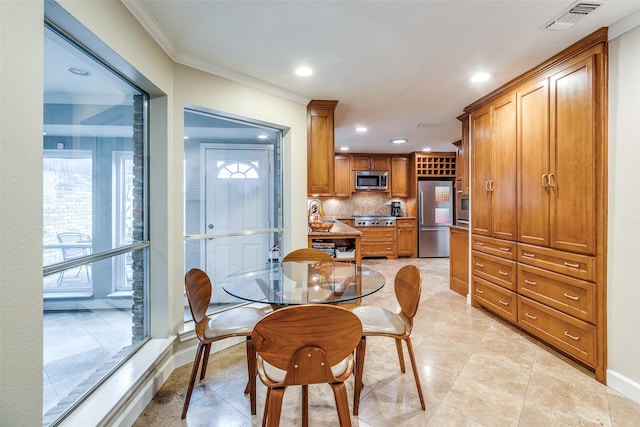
left=340, top=147, right=350, bottom=151
left=356, top=126, right=367, bottom=133
left=257, top=134, right=268, bottom=140
left=391, top=138, right=407, bottom=144
left=295, top=66, right=313, bottom=76
left=470, top=72, right=490, bottom=83
left=422, top=147, right=432, bottom=152
left=67, top=66, right=91, bottom=76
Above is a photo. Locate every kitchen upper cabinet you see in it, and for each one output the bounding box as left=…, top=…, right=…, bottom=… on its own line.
left=351, top=155, right=389, bottom=171
left=334, top=154, right=352, bottom=197
left=307, top=100, right=338, bottom=196
left=471, top=94, right=517, bottom=241
left=517, top=55, right=597, bottom=255
left=390, top=156, right=409, bottom=197
left=459, top=115, right=470, bottom=196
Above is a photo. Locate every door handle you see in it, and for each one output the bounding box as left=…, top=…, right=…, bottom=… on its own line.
left=207, top=224, right=214, bottom=229
left=541, top=173, right=548, bottom=188
left=548, top=173, right=556, bottom=188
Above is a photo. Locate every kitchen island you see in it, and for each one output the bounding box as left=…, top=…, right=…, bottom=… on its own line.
left=308, top=220, right=362, bottom=264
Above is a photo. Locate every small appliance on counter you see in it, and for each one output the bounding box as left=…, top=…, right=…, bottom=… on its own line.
left=390, top=201, right=401, bottom=217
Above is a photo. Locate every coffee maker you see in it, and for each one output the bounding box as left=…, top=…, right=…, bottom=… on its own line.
left=390, top=201, right=401, bottom=217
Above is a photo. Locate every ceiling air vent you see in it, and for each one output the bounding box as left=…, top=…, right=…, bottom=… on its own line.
left=545, top=1, right=608, bottom=31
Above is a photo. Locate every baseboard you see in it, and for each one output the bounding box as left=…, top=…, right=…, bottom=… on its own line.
left=606, top=368, right=640, bottom=405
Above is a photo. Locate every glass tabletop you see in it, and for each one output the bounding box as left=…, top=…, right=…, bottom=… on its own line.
left=221, top=261, right=385, bottom=306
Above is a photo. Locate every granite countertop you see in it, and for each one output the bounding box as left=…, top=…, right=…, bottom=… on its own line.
left=308, top=219, right=362, bottom=236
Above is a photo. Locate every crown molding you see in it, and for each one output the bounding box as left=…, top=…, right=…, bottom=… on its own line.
left=608, top=9, right=640, bottom=40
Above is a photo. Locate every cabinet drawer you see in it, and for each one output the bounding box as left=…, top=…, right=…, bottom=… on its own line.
left=396, top=219, right=415, bottom=228
left=518, top=243, right=595, bottom=282
left=472, top=251, right=516, bottom=291
left=518, top=296, right=596, bottom=367
left=359, top=228, right=396, bottom=242
left=471, top=235, right=517, bottom=260
left=362, top=242, right=397, bottom=257
left=472, top=276, right=517, bottom=323
left=517, top=264, right=596, bottom=323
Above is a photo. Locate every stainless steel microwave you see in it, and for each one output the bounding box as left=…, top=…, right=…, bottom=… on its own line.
left=354, top=171, right=388, bottom=190
left=456, top=191, right=470, bottom=225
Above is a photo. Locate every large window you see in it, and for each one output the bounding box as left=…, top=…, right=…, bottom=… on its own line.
left=42, top=25, right=149, bottom=425
left=183, top=108, right=283, bottom=318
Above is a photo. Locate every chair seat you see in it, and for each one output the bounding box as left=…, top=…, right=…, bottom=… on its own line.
left=203, top=307, right=264, bottom=339
left=351, top=306, right=406, bottom=335
left=262, top=357, right=350, bottom=383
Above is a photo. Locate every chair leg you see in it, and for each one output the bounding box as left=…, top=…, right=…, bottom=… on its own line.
left=404, top=337, right=426, bottom=410
left=331, top=381, right=352, bottom=427
left=265, top=387, right=285, bottom=427
left=200, top=343, right=212, bottom=380
left=245, top=337, right=257, bottom=415
left=353, top=337, right=366, bottom=415
left=262, top=388, right=271, bottom=427
left=182, top=341, right=206, bottom=419
left=395, top=338, right=405, bottom=373
left=302, top=384, right=309, bottom=427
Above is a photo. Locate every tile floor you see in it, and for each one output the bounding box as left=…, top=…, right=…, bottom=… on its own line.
left=133, top=257, right=640, bottom=426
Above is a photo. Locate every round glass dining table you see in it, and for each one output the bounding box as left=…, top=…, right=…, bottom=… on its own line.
left=221, top=261, right=385, bottom=306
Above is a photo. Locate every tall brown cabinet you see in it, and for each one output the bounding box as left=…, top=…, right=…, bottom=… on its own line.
left=466, top=29, right=608, bottom=382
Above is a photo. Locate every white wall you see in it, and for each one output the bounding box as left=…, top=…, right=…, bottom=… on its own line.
left=0, top=1, right=308, bottom=425
left=607, top=21, right=640, bottom=403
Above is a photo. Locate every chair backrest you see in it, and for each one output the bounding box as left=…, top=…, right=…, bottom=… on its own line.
left=282, top=248, right=332, bottom=262
left=252, top=304, right=362, bottom=385
left=57, top=231, right=91, bottom=259
left=184, top=268, right=212, bottom=324
left=394, top=265, right=422, bottom=323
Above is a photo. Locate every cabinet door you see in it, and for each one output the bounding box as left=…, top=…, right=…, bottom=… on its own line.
left=334, top=155, right=352, bottom=197
left=461, top=116, right=470, bottom=196
left=351, top=156, right=372, bottom=171
left=517, top=79, right=550, bottom=247
left=549, top=56, right=596, bottom=255
left=371, top=156, right=390, bottom=171
left=450, top=227, right=469, bottom=296
left=491, top=94, right=517, bottom=241
left=307, top=101, right=337, bottom=195
left=471, top=106, right=492, bottom=236
left=391, top=156, right=409, bottom=197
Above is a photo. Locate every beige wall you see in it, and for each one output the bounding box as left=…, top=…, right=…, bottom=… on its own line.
left=0, top=1, right=307, bottom=425
left=607, top=23, right=640, bottom=401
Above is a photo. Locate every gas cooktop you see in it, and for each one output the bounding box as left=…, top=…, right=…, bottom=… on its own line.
left=353, top=216, right=397, bottom=227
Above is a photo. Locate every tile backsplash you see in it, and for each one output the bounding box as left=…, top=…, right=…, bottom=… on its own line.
left=318, top=193, right=406, bottom=217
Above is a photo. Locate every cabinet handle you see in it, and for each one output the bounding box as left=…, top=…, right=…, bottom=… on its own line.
left=475, top=263, right=485, bottom=268
left=499, top=247, right=511, bottom=252
left=548, top=173, right=556, bottom=188
left=564, top=331, right=580, bottom=341
left=475, top=241, right=484, bottom=246
left=541, top=173, right=548, bottom=188
left=524, top=279, right=537, bottom=286
left=564, top=261, right=580, bottom=268
left=525, top=312, right=537, bottom=320
left=475, top=288, right=485, bottom=294
left=498, top=270, right=509, bottom=276
left=498, top=299, right=509, bottom=306
left=523, top=252, right=536, bottom=258
left=490, top=180, right=495, bottom=192
left=563, top=292, right=580, bottom=301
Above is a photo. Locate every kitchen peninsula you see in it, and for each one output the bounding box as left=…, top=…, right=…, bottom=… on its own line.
left=308, top=219, right=362, bottom=264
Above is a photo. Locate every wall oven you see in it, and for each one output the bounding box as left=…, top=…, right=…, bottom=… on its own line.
left=456, top=191, right=469, bottom=226
left=354, top=171, right=388, bottom=190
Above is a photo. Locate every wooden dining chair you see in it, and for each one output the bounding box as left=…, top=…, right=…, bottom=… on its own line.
left=252, top=304, right=362, bottom=427
left=182, top=268, right=265, bottom=419
left=351, top=264, right=426, bottom=415
left=282, top=247, right=332, bottom=262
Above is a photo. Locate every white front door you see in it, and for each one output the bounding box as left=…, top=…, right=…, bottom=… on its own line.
left=203, top=144, right=273, bottom=301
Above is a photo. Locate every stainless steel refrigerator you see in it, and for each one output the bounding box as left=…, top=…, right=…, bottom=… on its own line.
left=418, top=180, right=453, bottom=257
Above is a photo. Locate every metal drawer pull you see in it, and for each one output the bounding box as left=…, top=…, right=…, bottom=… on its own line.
left=475, top=288, right=485, bottom=294
left=564, top=331, right=580, bottom=341
left=564, top=261, right=580, bottom=268
left=523, top=252, right=536, bottom=258
left=563, top=293, right=580, bottom=301
left=524, top=279, right=537, bottom=285
left=475, top=241, right=484, bottom=246
left=499, top=247, right=510, bottom=252
left=498, top=299, right=509, bottom=306
left=498, top=270, right=509, bottom=276
left=525, top=312, right=537, bottom=320
left=475, top=263, right=485, bottom=268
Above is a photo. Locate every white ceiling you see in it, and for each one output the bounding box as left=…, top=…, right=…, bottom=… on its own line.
left=122, top=0, right=640, bottom=154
